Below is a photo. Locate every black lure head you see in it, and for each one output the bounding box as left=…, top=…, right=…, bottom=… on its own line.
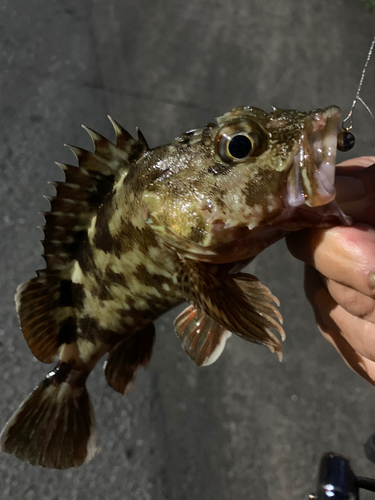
left=337, top=129, right=356, bottom=152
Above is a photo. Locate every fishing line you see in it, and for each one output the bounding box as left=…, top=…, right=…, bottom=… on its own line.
left=337, top=33, right=375, bottom=152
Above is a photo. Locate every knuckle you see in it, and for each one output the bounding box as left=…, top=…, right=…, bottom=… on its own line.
left=328, top=280, right=375, bottom=322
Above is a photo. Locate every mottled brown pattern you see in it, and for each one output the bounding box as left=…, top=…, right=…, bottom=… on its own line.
left=77, top=316, right=125, bottom=344
left=85, top=173, right=115, bottom=207
left=71, top=283, right=85, bottom=310
left=104, top=265, right=128, bottom=288
left=91, top=283, right=114, bottom=302
left=116, top=220, right=150, bottom=253
left=118, top=300, right=172, bottom=326
left=4, top=105, right=344, bottom=470
left=76, top=239, right=97, bottom=276
left=59, top=280, right=74, bottom=307
left=133, top=264, right=173, bottom=291
left=189, top=225, right=208, bottom=244
left=243, top=168, right=282, bottom=211
left=23, top=106, right=342, bottom=352
left=94, top=204, right=122, bottom=257
left=58, top=317, right=77, bottom=345
left=207, top=163, right=232, bottom=176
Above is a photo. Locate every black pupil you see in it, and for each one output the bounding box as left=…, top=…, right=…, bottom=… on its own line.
left=228, top=135, right=252, bottom=158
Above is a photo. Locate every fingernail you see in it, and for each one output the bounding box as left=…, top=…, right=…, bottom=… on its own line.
left=335, top=176, right=366, bottom=204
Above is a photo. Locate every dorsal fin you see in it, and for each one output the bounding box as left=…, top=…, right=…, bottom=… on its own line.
left=42, top=118, right=148, bottom=270
left=15, top=119, right=148, bottom=363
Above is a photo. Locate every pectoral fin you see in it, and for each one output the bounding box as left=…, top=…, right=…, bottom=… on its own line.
left=174, top=305, right=232, bottom=366
left=179, top=259, right=285, bottom=360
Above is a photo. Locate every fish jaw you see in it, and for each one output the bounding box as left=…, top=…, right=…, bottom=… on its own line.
left=286, top=105, right=341, bottom=208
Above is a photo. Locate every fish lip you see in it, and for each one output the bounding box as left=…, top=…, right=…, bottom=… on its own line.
left=286, top=105, right=341, bottom=208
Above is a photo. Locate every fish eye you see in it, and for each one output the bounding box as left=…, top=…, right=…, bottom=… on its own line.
left=227, top=134, right=253, bottom=159
left=216, top=120, right=267, bottom=163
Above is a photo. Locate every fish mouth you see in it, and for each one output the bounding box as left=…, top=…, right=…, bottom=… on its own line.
left=286, top=105, right=341, bottom=208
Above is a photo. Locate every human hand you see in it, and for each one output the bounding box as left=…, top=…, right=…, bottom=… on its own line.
left=286, top=157, right=375, bottom=384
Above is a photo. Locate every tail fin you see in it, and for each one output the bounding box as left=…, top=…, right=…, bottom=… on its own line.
left=0, top=364, right=97, bottom=469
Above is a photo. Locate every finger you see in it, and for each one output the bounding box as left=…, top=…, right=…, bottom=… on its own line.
left=319, top=290, right=375, bottom=362
left=318, top=322, right=375, bottom=386
left=335, top=163, right=375, bottom=226
left=287, top=224, right=375, bottom=297
left=305, top=265, right=375, bottom=385
left=337, top=156, right=375, bottom=168
left=306, top=266, right=375, bottom=361
left=325, top=279, right=375, bottom=323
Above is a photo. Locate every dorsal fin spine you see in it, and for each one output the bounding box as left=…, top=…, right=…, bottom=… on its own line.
left=107, top=116, right=135, bottom=146
left=81, top=125, right=103, bottom=143
left=136, top=127, right=149, bottom=150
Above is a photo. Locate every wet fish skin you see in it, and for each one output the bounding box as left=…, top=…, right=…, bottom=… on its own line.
left=0, top=105, right=344, bottom=469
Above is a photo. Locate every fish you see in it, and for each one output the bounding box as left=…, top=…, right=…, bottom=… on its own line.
left=0, top=104, right=346, bottom=469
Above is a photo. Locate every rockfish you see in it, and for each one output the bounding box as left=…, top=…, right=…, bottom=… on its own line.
left=0, top=105, right=345, bottom=469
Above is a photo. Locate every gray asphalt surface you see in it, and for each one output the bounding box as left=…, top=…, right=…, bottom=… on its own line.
left=1, top=1, right=375, bottom=499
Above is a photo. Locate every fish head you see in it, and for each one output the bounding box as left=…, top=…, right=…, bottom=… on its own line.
left=142, top=105, right=341, bottom=262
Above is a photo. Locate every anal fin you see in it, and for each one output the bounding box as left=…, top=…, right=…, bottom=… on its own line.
left=104, top=323, right=155, bottom=395
left=174, top=305, right=232, bottom=366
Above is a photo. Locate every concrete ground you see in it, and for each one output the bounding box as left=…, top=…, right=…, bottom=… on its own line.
left=1, top=1, right=375, bottom=499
